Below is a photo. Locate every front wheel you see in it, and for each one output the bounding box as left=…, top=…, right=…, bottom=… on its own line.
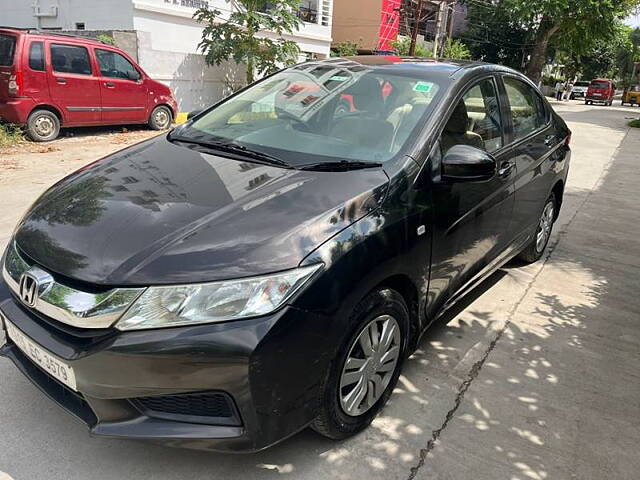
left=311, top=288, right=408, bottom=440
left=517, top=193, right=556, bottom=264
left=148, top=105, right=172, bottom=130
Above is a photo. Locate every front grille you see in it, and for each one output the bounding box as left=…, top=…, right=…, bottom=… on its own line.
left=131, top=392, right=242, bottom=427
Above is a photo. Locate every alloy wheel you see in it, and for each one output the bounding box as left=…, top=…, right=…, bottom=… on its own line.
left=339, top=314, right=401, bottom=417
left=535, top=201, right=555, bottom=253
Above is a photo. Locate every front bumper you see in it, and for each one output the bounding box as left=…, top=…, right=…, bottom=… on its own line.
left=0, top=285, right=335, bottom=452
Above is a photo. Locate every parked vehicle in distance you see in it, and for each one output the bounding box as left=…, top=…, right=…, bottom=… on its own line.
left=621, top=85, right=640, bottom=106
left=570, top=80, right=589, bottom=99
left=0, top=27, right=177, bottom=141
left=585, top=78, right=616, bottom=105
left=0, top=57, right=570, bottom=452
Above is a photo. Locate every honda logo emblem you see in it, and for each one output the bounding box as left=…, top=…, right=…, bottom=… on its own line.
left=17, top=267, right=54, bottom=309
left=19, top=273, right=39, bottom=307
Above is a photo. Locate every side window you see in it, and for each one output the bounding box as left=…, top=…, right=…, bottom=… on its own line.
left=441, top=78, right=503, bottom=154
left=29, top=42, right=45, bottom=71
left=503, top=77, right=546, bottom=140
left=95, top=49, right=140, bottom=80
left=50, top=44, right=92, bottom=75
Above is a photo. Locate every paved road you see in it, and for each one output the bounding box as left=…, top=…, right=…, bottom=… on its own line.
left=1, top=102, right=638, bottom=480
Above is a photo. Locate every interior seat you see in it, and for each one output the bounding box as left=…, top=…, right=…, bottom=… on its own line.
left=330, top=76, right=394, bottom=153
left=440, top=101, right=485, bottom=153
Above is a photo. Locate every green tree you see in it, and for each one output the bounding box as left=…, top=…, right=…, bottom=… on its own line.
left=442, top=38, right=471, bottom=60
left=391, top=36, right=431, bottom=57
left=504, top=0, right=640, bottom=83
left=461, top=0, right=640, bottom=83
left=194, top=0, right=302, bottom=85
left=462, top=1, right=532, bottom=69
left=331, top=41, right=359, bottom=57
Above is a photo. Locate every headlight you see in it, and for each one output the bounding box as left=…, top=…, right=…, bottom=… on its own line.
left=116, top=264, right=323, bottom=331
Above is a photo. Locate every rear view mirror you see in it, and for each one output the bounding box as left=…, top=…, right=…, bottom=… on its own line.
left=187, top=110, right=203, bottom=121
left=441, top=145, right=496, bottom=182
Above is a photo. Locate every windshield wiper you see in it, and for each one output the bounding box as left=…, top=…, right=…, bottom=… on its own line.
left=169, top=135, right=293, bottom=169
left=298, top=160, right=383, bottom=171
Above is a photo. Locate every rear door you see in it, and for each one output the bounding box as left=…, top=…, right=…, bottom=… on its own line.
left=94, top=48, right=148, bottom=123
left=23, top=39, right=49, bottom=102
left=47, top=42, right=101, bottom=124
left=0, top=32, right=18, bottom=102
left=501, top=75, right=557, bottom=242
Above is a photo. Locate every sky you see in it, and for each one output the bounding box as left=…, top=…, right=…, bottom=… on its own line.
left=626, top=11, right=640, bottom=28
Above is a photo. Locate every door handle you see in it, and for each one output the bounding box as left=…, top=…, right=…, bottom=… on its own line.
left=544, top=135, right=555, bottom=147
left=55, top=77, right=67, bottom=84
left=498, top=161, right=514, bottom=177
left=104, top=82, right=115, bottom=88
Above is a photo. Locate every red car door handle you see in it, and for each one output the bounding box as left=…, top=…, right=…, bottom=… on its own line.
left=104, top=82, right=115, bottom=88
left=56, top=78, right=67, bottom=84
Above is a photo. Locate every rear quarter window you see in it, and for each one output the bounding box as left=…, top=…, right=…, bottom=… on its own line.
left=0, top=34, right=17, bottom=67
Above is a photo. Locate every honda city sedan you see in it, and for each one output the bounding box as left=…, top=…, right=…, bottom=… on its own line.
left=0, top=56, right=570, bottom=452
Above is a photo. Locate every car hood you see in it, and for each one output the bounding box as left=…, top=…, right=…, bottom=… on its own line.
left=13, top=136, right=389, bottom=286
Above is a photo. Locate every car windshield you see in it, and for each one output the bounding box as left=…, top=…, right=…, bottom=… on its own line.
left=0, top=34, right=16, bottom=66
left=590, top=81, right=609, bottom=88
left=574, top=81, right=590, bottom=87
left=175, top=64, right=443, bottom=166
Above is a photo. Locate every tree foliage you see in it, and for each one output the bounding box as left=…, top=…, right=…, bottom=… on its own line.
left=391, top=36, right=431, bottom=57
left=461, top=0, right=640, bottom=83
left=442, top=38, right=472, bottom=60
left=194, top=0, right=302, bottom=85
left=462, top=2, right=530, bottom=69
left=331, top=41, right=359, bottom=57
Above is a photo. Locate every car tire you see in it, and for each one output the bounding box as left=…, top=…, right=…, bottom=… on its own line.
left=148, top=105, right=172, bottom=130
left=517, top=193, right=556, bottom=264
left=311, top=288, right=409, bottom=440
left=26, top=109, right=61, bottom=142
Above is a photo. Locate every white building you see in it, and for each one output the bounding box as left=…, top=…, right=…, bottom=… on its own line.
left=1, top=0, right=334, bottom=111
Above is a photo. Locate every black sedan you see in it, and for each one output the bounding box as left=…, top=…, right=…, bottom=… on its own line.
left=0, top=56, right=570, bottom=452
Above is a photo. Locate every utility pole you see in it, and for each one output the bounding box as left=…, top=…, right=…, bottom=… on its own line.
left=432, top=1, right=444, bottom=59
left=409, top=0, right=424, bottom=57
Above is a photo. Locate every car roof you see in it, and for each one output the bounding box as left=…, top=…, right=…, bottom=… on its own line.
left=292, top=55, right=515, bottom=80
left=0, top=27, right=110, bottom=46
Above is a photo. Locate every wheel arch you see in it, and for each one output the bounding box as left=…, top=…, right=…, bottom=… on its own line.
left=29, top=105, right=64, bottom=125
left=374, top=274, right=421, bottom=348
left=551, top=179, right=564, bottom=220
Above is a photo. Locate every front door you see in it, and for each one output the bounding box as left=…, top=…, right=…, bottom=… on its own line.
left=427, top=77, right=515, bottom=314
left=47, top=42, right=101, bottom=124
left=94, top=48, right=148, bottom=124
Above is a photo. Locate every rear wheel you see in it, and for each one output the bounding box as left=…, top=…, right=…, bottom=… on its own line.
left=26, top=109, right=60, bottom=142
left=311, top=288, right=408, bottom=440
left=517, top=193, right=556, bottom=264
left=148, top=105, right=172, bottom=130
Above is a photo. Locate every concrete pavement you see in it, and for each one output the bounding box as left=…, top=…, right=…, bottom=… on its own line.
left=0, top=102, right=639, bottom=479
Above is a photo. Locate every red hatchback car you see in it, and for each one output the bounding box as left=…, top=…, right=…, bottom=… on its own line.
left=585, top=78, right=616, bottom=106
left=0, top=28, right=178, bottom=141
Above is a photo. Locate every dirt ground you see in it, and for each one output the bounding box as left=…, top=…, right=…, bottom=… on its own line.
left=0, top=125, right=162, bottom=248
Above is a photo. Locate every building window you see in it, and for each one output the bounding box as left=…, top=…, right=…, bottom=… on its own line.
left=75, top=22, right=86, bottom=30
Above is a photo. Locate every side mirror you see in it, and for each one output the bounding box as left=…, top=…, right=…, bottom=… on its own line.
left=441, top=144, right=496, bottom=182
left=187, top=109, right=203, bottom=121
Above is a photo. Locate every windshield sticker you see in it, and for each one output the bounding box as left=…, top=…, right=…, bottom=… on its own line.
left=329, top=75, right=350, bottom=82
left=413, top=81, right=434, bottom=93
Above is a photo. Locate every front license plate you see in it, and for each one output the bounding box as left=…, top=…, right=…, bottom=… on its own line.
left=4, top=316, right=77, bottom=391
